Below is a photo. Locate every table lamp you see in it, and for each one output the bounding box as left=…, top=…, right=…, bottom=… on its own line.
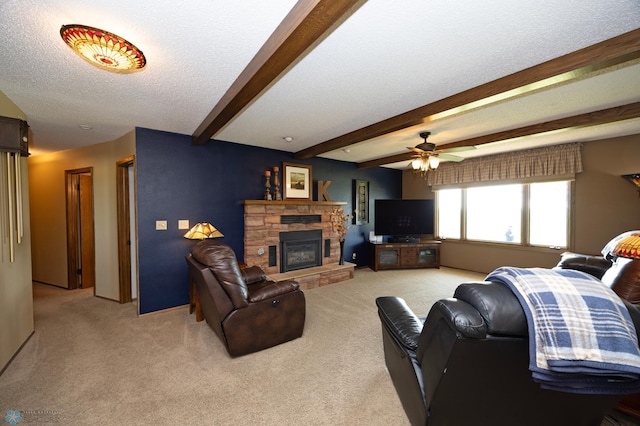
left=183, top=222, right=224, bottom=240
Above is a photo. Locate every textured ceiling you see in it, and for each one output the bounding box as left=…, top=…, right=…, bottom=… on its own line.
left=0, top=0, right=639, bottom=168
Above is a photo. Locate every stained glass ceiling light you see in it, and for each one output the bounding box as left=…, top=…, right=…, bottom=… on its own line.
left=60, top=24, right=146, bottom=73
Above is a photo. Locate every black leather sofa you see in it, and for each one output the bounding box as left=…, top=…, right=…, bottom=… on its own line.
left=376, top=280, right=639, bottom=425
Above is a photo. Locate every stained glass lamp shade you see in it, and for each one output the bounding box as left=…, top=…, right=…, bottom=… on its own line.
left=60, top=24, right=146, bottom=73
left=613, top=232, right=640, bottom=260
left=184, top=223, right=224, bottom=240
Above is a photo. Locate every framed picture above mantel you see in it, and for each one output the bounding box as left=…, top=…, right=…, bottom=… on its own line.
left=283, top=162, right=312, bottom=200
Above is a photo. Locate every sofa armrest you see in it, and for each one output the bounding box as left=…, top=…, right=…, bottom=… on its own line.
left=428, top=298, right=487, bottom=339
left=247, top=279, right=300, bottom=303
left=553, top=251, right=612, bottom=279
left=376, top=296, right=423, bottom=351
left=416, top=298, right=486, bottom=362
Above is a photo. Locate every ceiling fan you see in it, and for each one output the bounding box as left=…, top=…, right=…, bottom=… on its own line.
left=408, top=131, right=475, bottom=173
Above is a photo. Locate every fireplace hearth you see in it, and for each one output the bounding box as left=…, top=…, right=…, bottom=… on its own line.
left=280, top=230, right=322, bottom=273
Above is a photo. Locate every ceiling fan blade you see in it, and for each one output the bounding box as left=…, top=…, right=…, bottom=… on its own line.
left=436, top=146, right=476, bottom=153
left=438, top=153, right=465, bottom=162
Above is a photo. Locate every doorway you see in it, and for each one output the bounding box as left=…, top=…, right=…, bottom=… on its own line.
left=116, top=156, right=138, bottom=306
left=65, top=168, right=95, bottom=290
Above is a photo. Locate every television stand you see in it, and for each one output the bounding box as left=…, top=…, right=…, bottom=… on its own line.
left=369, top=241, right=440, bottom=271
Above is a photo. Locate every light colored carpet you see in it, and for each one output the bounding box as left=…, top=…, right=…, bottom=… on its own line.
left=1, top=267, right=638, bottom=425
left=1, top=267, right=482, bottom=425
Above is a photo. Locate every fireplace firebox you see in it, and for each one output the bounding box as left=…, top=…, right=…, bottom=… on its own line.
left=280, top=230, right=322, bottom=273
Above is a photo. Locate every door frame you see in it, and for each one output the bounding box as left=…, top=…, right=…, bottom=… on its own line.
left=116, top=156, right=136, bottom=305
left=65, top=167, right=95, bottom=290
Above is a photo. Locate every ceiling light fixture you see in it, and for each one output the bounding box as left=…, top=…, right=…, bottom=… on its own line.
left=60, top=24, right=146, bottom=73
left=408, top=131, right=474, bottom=179
left=411, top=155, right=439, bottom=173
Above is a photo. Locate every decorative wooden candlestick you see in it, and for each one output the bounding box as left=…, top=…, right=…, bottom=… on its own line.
left=264, top=170, right=272, bottom=200
left=273, top=166, right=281, bottom=200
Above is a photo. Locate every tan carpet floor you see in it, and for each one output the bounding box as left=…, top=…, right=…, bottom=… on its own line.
left=1, top=267, right=638, bottom=425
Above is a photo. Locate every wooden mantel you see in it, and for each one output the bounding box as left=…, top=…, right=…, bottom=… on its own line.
left=243, top=200, right=347, bottom=206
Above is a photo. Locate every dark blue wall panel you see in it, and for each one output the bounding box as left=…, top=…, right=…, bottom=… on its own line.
left=135, top=127, right=401, bottom=314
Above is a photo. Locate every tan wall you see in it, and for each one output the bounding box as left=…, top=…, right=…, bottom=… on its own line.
left=402, top=170, right=435, bottom=199
left=573, top=135, right=640, bottom=254
left=28, top=132, right=135, bottom=300
left=0, top=92, right=33, bottom=371
left=403, top=136, right=640, bottom=274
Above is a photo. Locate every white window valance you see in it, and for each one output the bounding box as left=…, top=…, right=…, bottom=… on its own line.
left=427, top=142, right=583, bottom=187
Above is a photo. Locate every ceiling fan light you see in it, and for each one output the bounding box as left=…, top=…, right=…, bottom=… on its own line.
left=429, top=156, right=440, bottom=169
left=411, top=158, right=422, bottom=170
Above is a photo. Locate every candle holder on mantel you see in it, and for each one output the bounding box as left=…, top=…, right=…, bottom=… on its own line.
left=273, top=166, right=282, bottom=200
left=264, top=170, right=272, bottom=200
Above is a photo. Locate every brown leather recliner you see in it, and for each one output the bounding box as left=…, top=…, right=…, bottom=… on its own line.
left=553, top=231, right=640, bottom=302
left=185, top=240, right=305, bottom=357
left=554, top=245, right=640, bottom=304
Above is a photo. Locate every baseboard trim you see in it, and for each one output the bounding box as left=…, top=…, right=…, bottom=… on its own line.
left=0, top=330, right=35, bottom=377
left=32, top=280, right=68, bottom=289
left=94, top=294, right=120, bottom=303
left=138, top=304, right=189, bottom=317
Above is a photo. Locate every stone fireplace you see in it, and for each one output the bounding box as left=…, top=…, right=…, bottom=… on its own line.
left=243, top=200, right=346, bottom=276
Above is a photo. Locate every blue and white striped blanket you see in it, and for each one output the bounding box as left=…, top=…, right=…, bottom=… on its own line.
left=486, top=266, right=640, bottom=394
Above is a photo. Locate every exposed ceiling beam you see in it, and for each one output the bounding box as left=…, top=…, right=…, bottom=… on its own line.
left=295, top=28, right=640, bottom=160
left=357, top=102, right=640, bottom=168
left=357, top=152, right=415, bottom=169
left=192, top=0, right=363, bottom=146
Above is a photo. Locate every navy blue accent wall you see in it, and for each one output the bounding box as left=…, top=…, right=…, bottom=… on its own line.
left=135, top=127, right=401, bottom=314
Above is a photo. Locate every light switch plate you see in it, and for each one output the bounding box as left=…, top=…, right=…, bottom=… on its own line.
left=178, top=220, right=190, bottom=230
left=155, top=220, right=167, bottom=230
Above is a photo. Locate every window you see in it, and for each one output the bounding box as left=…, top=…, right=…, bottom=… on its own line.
left=466, top=185, right=522, bottom=243
left=436, top=180, right=571, bottom=248
left=437, top=188, right=461, bottom=239
left=529, top=181, right=569, bottom=247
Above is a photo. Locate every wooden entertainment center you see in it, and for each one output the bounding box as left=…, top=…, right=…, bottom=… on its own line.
left=369, top=241, right=440, bottom=271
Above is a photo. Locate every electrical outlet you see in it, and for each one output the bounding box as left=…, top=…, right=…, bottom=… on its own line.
left=352, top=252, right=357, bottom=260
left=155, top=220, right=167, bottom=230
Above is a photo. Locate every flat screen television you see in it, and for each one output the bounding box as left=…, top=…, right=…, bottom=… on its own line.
left=374, top=199, right=435, bottom=242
